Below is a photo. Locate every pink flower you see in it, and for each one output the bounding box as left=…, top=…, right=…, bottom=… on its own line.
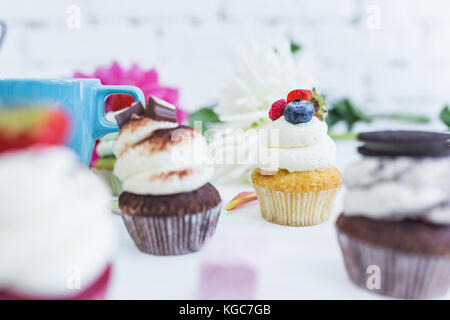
left=73, top=61, right=186, bottom=165
left=73, top=61, right=182, bottom=114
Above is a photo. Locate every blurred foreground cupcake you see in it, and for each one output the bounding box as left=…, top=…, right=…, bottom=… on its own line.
left=113, top=98, right=222, bottom=255
left=337, top=130, right=450, bottom=299
left=251, top=89, right=341, bottom=226
left=0, top=107, right=115, bottom=300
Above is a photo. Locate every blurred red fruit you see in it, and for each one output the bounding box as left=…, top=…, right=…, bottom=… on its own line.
left=0, top=108, right=70, bottom=153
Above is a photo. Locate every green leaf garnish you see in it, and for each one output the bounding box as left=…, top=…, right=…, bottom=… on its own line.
left=326, top=98, right=372, bottom=131
left=188, top=107, right=221, bottom=133
left=92, top=157, right=116, bottom=171
left=290, top=41, right=301, bottom=54
left=326, top=98, right=430, bottom=132
left=440, top=105, right=450, bottom=128
left=310, top=87, right=328, bottom=121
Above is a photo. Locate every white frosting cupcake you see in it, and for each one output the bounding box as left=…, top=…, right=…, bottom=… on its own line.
left=0, top=147, right=115, bottom=296
left=343, top=156, right=450, bottom=224
left=113, top=118, right=213, bottom=195
left=260, top=116, right=336, bottom=172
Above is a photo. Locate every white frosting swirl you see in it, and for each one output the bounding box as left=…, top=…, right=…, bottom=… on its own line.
left=258, top=117, right=336, bottom=172
left=343, top=157, right=450, bottom=224
left=0, top=147, right=115, bottom=295
left=113, top=117, right=177, bottom=157
left=114, top=120, right=213, bottom=195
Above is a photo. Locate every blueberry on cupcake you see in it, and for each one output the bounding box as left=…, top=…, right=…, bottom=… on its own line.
left=337, top=130, right=450, bottom=299
left=251, top=88, right=341, bottom=226
left=113, top=97, right=222, bottom=255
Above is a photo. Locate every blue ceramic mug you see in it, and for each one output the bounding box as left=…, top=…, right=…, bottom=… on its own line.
left=0, top=79, right=145, bottom=165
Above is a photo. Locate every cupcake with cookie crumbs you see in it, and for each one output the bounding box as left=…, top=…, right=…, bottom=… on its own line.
left=113, top=97, right=222, bottom=255
left=337, top=130, right=450, bottom=299
left=251, top=88, right=341, bottom=226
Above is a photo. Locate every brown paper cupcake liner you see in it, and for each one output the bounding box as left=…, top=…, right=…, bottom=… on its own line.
left=253, top=185, right=340, bottom=226
left=337, top=231, right=450, bottom=299
left=121, top=203, right=222, bottom=256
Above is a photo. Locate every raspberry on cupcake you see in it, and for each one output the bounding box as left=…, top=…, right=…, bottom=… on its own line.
left=337, top=130, right=450, bottom=299
left=113, top=97, right=222, bottom=255
left=251, top=88, right=341, bottom=226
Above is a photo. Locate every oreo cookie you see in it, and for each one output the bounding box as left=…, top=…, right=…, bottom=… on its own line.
left=357, top=130, right=450, bottom=157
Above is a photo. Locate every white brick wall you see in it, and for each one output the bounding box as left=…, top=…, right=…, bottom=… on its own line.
left=1, top=0, right=450, bottom=118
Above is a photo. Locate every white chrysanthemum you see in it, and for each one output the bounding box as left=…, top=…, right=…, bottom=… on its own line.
left=215, top=39, right=315, bottom=127
left=211, top=39, right=316, bottom=184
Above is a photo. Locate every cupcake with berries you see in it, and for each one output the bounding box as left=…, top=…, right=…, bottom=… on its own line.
left=113, top=98, right=222, bottom=255
left=251, top=88, right=341, bottom=226
left=0, top=107, right=115, bottom=300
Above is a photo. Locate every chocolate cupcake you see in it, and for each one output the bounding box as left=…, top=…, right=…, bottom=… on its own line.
left=336, top=130, right=450, bottom=299
left=113, top=99, right=222, bottom=255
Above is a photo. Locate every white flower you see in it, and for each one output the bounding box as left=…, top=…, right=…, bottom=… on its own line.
left=216, top=39, right=316, bottom=128
left=211, top=39, right=316, bottom=184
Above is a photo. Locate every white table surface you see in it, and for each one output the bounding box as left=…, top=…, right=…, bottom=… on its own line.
left=106, top=140, right=450, bottom=300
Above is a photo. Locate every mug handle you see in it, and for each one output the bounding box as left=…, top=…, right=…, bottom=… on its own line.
left=94, top=85, right=145, bottom=139
left=0, top=21, right=7, bottom=50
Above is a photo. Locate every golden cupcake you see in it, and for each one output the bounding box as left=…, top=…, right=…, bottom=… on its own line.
left=251, top=88, right=341, bottom=226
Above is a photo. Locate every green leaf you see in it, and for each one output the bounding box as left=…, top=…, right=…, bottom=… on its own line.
left=188, top=107, right=221, bottom=132
left=290, top=41, right=301, bottom=54
left=326, top=98, right=430, bottom=132
left=92, top=157, right=116, bottom=171
left=326, top=98, right=372, bottom=131
left=372, top=113, right=430, bottom=123
left=329, top=132, right=358, bottom=140
left=440, top=105, right=450, bottom=128
left=311, top=87, right=328, bottom=120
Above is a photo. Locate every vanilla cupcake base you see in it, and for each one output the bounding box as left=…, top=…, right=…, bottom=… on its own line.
left=253, top=185, right=340, bottom=226
left=251, top=167, right=341, bottom=227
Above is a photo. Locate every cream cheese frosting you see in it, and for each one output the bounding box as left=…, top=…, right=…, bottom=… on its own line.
left=113, top=117, right=178, bottom=157
left=343, top=157, right=450, bottom=224
left=0, top=147, right=115, bottom=295
left=113, top=119, right=213, bottom=195
left=258, top=116, right=336, bottom=172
